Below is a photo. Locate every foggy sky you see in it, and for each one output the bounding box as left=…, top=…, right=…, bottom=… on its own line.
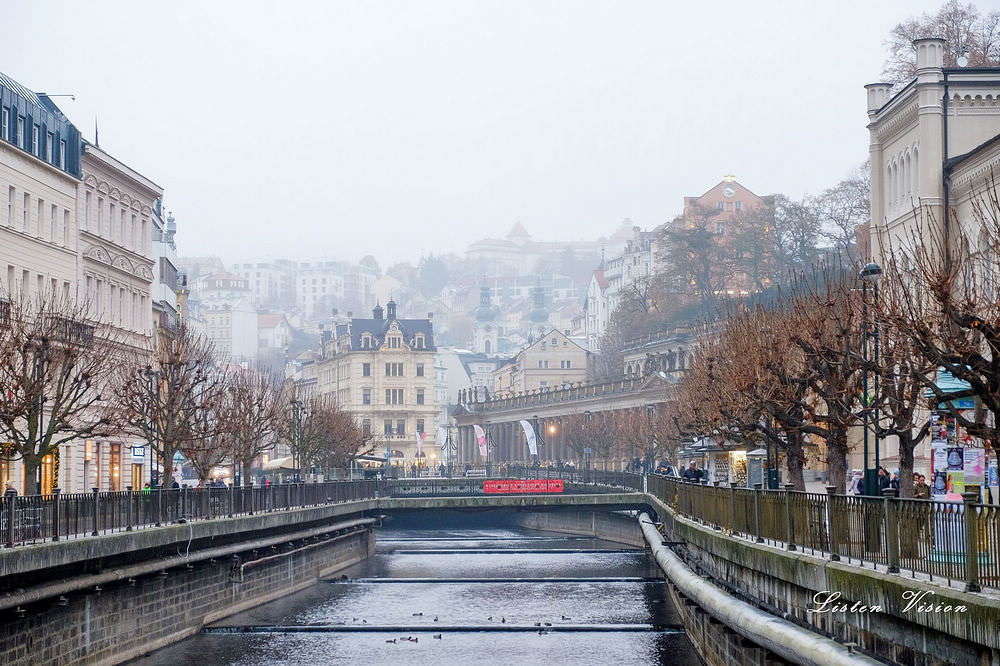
left=2, top=1, right=945, bottom=266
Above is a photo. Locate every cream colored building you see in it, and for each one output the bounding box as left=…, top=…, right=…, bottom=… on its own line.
left=864, top=37, right=1000, bottom=476
left=493, top=329, right=590, bottom=396
left=316, top=300, right=439, bottom=467
left=72, top=142, right=161, bottom=492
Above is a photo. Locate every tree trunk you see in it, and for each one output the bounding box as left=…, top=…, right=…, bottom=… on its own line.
left=826, top=427, right=848, bottom=493
left=784, top=431, right=806, bottom=491
left=897, top=435, right=915, bottom=498
left=22, top=454, right=41, bottom=495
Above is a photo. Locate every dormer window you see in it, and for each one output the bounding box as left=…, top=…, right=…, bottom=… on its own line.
left=388, top=336, right=401, bottom=348
left=415, top=334, right=425, bottom=349
left=361, top=334, right=372, bottom=349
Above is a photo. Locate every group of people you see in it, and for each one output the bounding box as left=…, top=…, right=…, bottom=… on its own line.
left=848, top=467, right=932, bottom=498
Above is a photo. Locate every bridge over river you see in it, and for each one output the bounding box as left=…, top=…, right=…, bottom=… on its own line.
left=0, top=474, right=996, bottom=665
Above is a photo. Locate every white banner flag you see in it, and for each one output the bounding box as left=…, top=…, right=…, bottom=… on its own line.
left=417, top=431, right=425, bottom=458
left=438, top=426, right=448, bottom=450
left=473, top=424, right=488, bottom=457
left=519, top=420, right=538, bottom=456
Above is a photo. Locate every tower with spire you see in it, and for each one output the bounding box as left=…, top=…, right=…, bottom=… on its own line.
left=472, top=284, right=500, bottom=356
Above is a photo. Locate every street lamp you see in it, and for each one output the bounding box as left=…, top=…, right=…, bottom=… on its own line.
left=144, top=367, right=162, bottom=488
left=290, top=399, right=305, bottom=483
left=583, top=410, right=592, bottom=481
left=860, top=261, right=882, bottom=496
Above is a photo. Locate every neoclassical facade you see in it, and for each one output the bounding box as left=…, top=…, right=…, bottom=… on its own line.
left=316, top=300, right=439, bottom=466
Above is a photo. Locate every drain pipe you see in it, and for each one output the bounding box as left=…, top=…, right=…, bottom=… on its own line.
left=638, top=513, right=881, bottom=666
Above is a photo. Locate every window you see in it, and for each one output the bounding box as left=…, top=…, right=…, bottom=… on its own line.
left=716, top=201, right=724, bottom=210
left=716, top=222, right=725, bottom=235
left=1, top=108, right=7, bottom=141
left=416, top=389, right=424, bottom=405
left=64, top=210, right=69, bottom=245
left=362, top=420, right=371, bottom=437
left=388, top=336, right=401, bottom=348
left=7, top=186, right=12, bottom=226
left=416, top=419, right=424, bottom=434
left=385, top=362, right=403, bottom=377
left=362, top=389, right=371, bottom=405
left=551, top=337, right=558, bottom=345
left=36, top=199, right=43, bottom=236
left=538, top=360, right=544, bottom=369
left=734, top=201, right=742, bottom=211
left=544, top=360, right=549, bottom=369
left=415, top=334, right=424, bottom=349
left=16, top=116, right=24, bottom=148
left=45, top=132, right=53, bottom=162
left=362, top=363, right=371, bottom=377
left=416, top=363, right=424, bottom=377
left=84, top=191, right=90, bottom=230
left=50, top=204, right=56, bottom=241
left=97, top=197, right=104, bottom=234
left=540, top=381, right=549, bottom=391
left=22, top=193, right=28, bottom=229
left=560, top=360, right=572, bottom=369
left=384, top=420, right=393, bottom=435
left=31, top=125, right=39, bottom=154
left=396, top=420, right=405, bottom=436
left=385, top=389, right=404, bottom=405
left=59, top=140, right=66, bottom=168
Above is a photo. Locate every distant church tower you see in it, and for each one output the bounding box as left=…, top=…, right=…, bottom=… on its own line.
left=472, top=285, right=500, bottom=356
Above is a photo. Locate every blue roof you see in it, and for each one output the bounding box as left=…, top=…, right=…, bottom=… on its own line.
left=923, top=369, right=973, bottom=397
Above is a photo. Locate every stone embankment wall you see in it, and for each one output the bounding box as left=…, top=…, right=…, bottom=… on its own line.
left=0, top=519, right=375, bottom=666
left=653, top=497, right=1000, bottom=666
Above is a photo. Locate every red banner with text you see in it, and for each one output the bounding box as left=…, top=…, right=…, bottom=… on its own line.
left=483, top=479, right=564, bottom=494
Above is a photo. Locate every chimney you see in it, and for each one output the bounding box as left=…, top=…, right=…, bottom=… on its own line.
left=427, top=311, right=433, bottom=320
left=373, top=303, right=384, bottom=320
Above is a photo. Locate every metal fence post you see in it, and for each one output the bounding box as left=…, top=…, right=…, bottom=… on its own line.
left=728, top=482, right=737, bottom=534
left=825, top=486, right=838, bottom=561
left=5, top=495, right=15, bottom=547
left=49, top=487, right=62, bottom=542
left=963, top=491, right=981, bottom=592
left=783, top=483, right=796, bottom=551
left=249, top=482, right=255, bottom=516
left=156, top=488, right=164, bottom=526
left=753, top=483, right=763, bottom=543
left=91, top=487, right=99, bottom=536
left=883, top=488, right=900, bottom=573
left=126, top=486, right=133, bottom=532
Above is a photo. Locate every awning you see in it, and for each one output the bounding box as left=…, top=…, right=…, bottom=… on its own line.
left=262, top=457, right=296, bottom=471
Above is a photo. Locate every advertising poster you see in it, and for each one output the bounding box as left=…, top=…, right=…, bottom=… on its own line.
left=964, top=448, right=986, bottom=484
left=947, top=448, right=964, bottom=471
left=947, top=471, right=965, bottom=493
left=930, top=413, right=948, bottom=448
left=989, top=463, right=999, bottom=487
left=932, top=470, right=948, bottom=496
left=932, top=448, right=947, bottom=473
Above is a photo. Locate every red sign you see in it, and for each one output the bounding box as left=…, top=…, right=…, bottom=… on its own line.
left=483, top=479, right=564, bottom=494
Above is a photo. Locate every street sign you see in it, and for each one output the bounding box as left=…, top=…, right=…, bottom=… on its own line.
left=131, top=446, right=145, bottom=458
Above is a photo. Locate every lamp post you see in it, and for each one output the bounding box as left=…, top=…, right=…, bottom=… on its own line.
left=290, top=399, right=304, bottom=483
left=485, top=421, right=492, bottom=478
left=583, top=410, right=592, bottom=482
left=860, top=261, right=882, bottom=497
left=144, top=367, right=162, bottom=488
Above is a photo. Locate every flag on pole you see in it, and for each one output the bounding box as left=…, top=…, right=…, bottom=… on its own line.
left=438, top=426, right=448, bottom=450
left=417, top=431, right=425, bottom=458
left=473, top=424, right=488, bottom=457
left=519, top=420, right=538, bottom=456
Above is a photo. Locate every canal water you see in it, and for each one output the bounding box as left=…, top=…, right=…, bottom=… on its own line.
left=130, top=515, right=700, bottom=665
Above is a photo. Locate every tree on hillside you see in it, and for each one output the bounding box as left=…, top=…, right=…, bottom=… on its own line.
left=883, top=1, right=1000, bottom=83
left=418, top=255, right=449, bottom=299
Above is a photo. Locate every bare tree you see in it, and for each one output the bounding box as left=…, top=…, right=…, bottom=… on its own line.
left=297, top=397, right=371, bottom=477
left=562, top=411, right=619, bottom=469
left=115, top=326, right=225, bottom=487
left=223, top=366, right=285, bottom=484
left=814, top=162, right=870, bottom=262
left=878, top=175, right=1000, bottom=475
left=883, top=1, right=1000, bottom=83
left=0, top=292, right=124, bottom=493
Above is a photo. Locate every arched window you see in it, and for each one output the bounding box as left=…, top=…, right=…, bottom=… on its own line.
left=484, top=339, right=491, bottom=355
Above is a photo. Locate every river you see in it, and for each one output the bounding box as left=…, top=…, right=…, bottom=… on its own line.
left=130, top=514, right=700, bottom=665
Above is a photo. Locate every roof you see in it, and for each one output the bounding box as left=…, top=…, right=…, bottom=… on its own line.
left=258, top=313, right=287, bottom=328
left=593, top=269, right=608, bottom=289
left=336, top=315, right=436, bottom=351
left=507, top=221, right=530, bottom=238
